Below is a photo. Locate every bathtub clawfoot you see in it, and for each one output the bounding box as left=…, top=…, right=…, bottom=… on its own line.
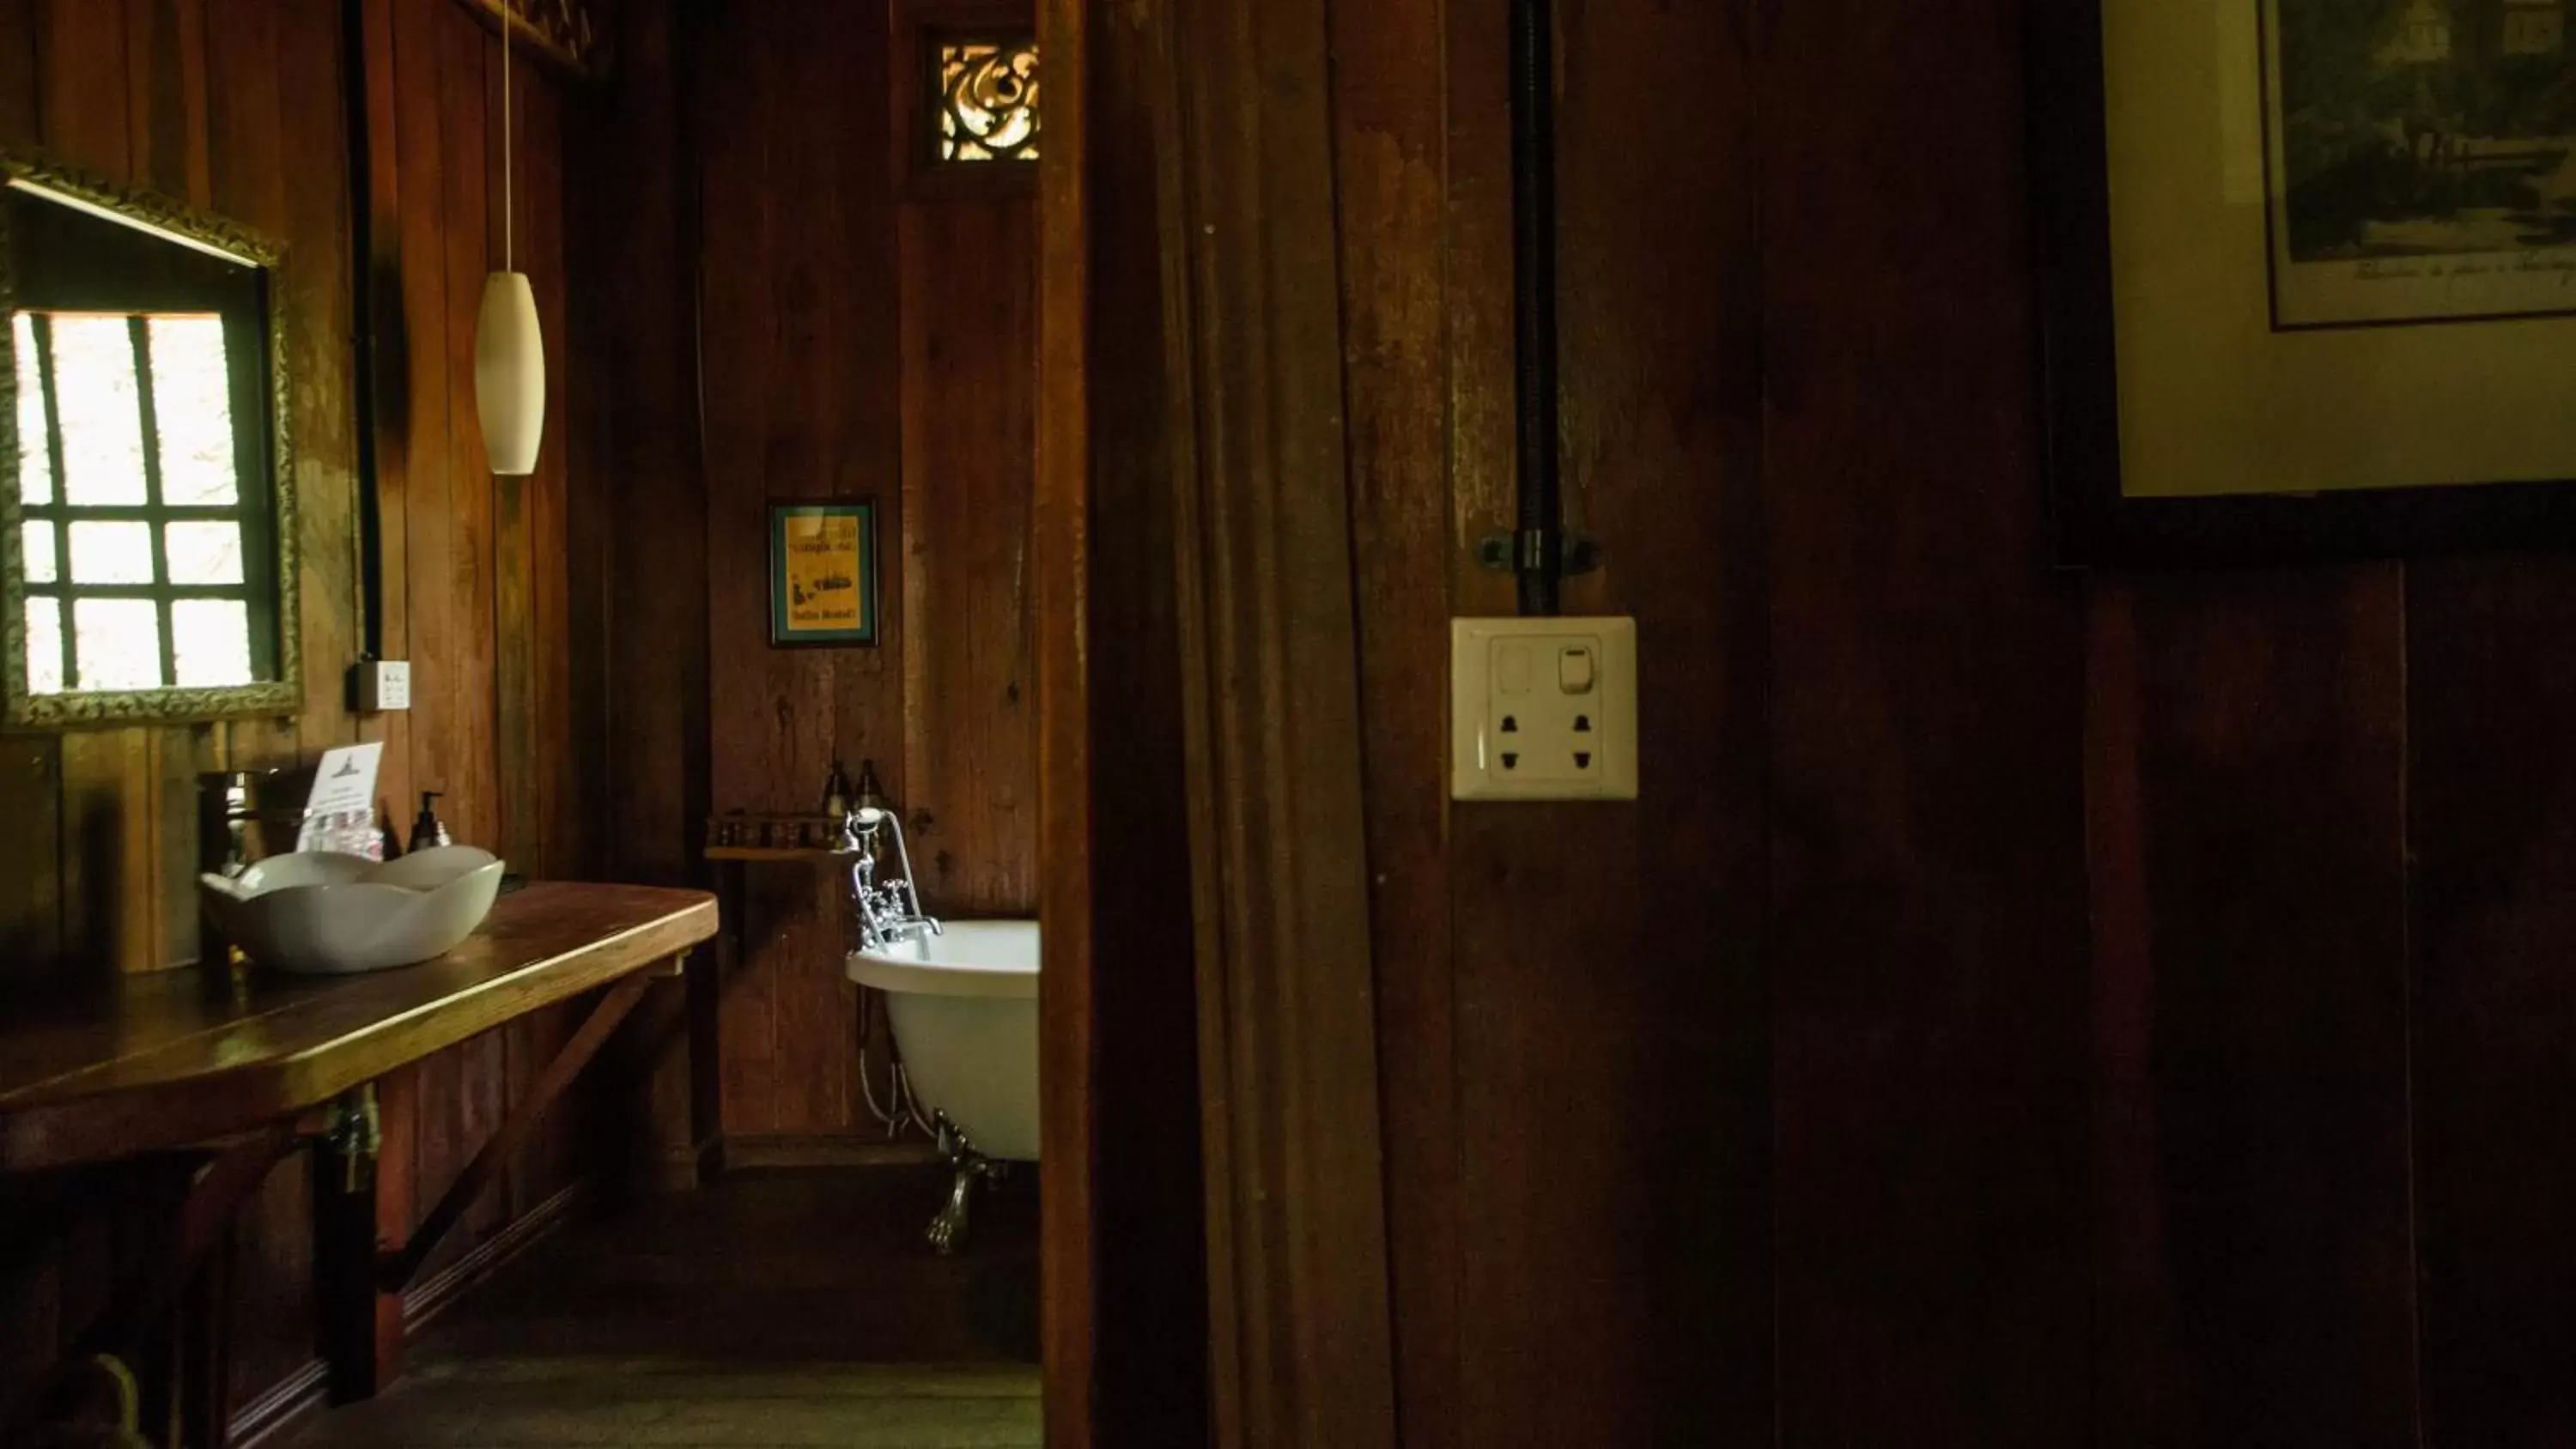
left=928, top=1114, right=996, bottom=1255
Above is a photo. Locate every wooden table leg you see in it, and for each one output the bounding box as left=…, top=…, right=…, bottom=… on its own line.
left=178, top=1224, right=234, bottom=1449
left=688, top=946, right=726, bottom=1185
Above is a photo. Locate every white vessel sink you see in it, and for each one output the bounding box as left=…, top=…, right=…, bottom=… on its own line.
left=199, top=846, right=506, bottom=976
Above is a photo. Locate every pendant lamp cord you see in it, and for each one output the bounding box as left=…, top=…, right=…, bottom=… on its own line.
left=501, top=1, right=513, bottom=271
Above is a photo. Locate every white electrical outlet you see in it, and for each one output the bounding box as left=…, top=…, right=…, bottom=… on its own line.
left=1451, top=617, right=1638, bottom=802
left=351, top=659, right=412, bottom=713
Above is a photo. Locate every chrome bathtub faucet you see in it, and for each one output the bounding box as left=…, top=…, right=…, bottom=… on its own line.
left=843, top=807, right=945, bottom=953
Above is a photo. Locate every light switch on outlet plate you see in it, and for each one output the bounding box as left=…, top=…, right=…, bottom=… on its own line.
left=350, top=659, right=412, bottom=714
left=1451, top=617, right=1638, bottom=801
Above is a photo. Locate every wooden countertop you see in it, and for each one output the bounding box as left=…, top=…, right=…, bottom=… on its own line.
left=0, top=882, right=718, bottom=1173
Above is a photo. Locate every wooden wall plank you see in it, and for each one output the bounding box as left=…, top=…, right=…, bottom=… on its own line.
left=762, top=0, right=860, bottom=1137
left=122, top=0, right=207, bottom=202
left=522, top=64, right=580, bottom=881
left=1367, top=0, right=1778, bottom=1442
left=434, top=0, right=510, bottom=1263
left=435, top=0, right=495, bottom=854
left=359, top=0, right=417, bottom=851
left=0, top=0, right=39, bottom=143
left=392, top=0, right=455, bottom=864
left=585, top=0, right=703, bottom=897
left=2408, top=555, right=2576, bottom=1446
left=1054, top=1, right=1212, bottom=1438
left=899, top=197, right=1037, bottom=918
left=1158, top=0, right=1400, bottom=1438
left=2092, top=568, right=2418, bottom=1446
left=39, top=0, right=131, bottom=173
left=1760, top=3, right=2096, bottom=1442
left=1034, top=0, right=1101, bottom=1434
left=565, top=0, right=703, bottom=1182
left=696, top=0, right=785, bottom=1137
left=278, top=0, right=364, bottom=780
left=203, top=0, right=300, bottom=779
left=1325, top=0, right=1457, bottom=1435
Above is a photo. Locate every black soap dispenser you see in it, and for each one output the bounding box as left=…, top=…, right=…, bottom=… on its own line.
left=409, top=791, right=452, bottom=854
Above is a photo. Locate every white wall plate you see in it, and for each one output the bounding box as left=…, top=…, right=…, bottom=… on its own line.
left=1450, top=617, right=1638, bottom=802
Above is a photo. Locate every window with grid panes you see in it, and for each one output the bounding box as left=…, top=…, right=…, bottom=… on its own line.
left=4, top=163, right=290, bottom=724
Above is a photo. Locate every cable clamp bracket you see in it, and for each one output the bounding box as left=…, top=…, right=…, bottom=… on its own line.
left=1478, top=529, right=1602, bottom=578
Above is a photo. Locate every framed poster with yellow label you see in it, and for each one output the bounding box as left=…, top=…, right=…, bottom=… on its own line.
left=2035, top=0, right=2576, bottom=564
left=769, top=502, right=879, bottom=646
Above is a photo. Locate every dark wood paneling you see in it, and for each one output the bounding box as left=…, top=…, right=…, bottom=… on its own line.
left=579, top=0, right=702, bottom=898
left=900, top=194, right=1037, bottom=918
left=1039, top=0, right=1210, bottom=1441
left=1158, top=0, right=1400, bottom=1440
left=696, top=0, right=790, bottom=1137
left=1325, top=0, right=1459, bottom=1437
left=1033, top=0, right=1098, bottom=1435
left=2090, top=570, right=2418, bottom=1446
left=1759, top=2, right=2096, bottom=1442
left=2409, top=556, right=2576, bottom=1447
left=1333, top=0, right=1779, bottom=1442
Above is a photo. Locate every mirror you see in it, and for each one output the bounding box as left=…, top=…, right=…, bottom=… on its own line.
left=1, top=148, right=299, bottom=728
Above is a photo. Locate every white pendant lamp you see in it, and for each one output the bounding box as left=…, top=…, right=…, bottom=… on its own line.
left=476, top=7, right=544, bottom=476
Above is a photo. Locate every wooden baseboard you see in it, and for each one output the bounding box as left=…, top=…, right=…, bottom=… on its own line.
left=717, top=1134, right=941, bottom=1172
left=230, top=1181, right=587, bottom=1446
left=404, top=1181, right=587, bottom=1331
left=229, top=1357, right=329, bottom=1449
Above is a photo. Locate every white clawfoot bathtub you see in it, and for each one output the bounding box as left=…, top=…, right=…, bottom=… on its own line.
left=847, top=920, right=1039, bottom=1162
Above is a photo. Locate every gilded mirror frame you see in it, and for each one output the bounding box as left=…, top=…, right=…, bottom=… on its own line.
left=0, top=145, right=301, bottom=727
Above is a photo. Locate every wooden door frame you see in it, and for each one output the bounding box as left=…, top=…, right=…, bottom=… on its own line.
left=1036, top=1, right=1217, bottom=1444
left=1037, top=0, right=1402, bottom=1445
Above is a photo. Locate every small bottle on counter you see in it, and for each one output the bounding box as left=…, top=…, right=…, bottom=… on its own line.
left=822, top=760, right=856, bottom=819
left=409, top=791, right=452, bottom=854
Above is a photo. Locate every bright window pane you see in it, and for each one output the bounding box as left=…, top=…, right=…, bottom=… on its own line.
left=72, top=597, right=161, bottom=689
left=164, top=520, right=243, bottom=585
left=69, top=520, right=155, bottom=584
left=24, top=597, right=63, bottom=694
left=148, top=316, right=239, bottom=506
left=15, top=313, right=49, bottom=505
left=48, top=316, right=147, bottom=506
left=171, top=598, right=252, bottom=687
left=23, top=524, right=55, bottom=584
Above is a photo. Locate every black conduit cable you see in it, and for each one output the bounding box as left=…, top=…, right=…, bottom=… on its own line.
left=1510, top=0, right=1564, bottom=617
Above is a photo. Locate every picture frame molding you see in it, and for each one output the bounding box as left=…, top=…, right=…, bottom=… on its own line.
left=2031, top=0, right=2576, bottom=568
left=766, top=500, right=882, bottom=649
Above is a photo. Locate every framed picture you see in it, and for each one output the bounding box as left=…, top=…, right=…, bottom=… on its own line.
left=2033, top=0, right=2576, bottom=565
left=768, top=502, right=880, bottom=646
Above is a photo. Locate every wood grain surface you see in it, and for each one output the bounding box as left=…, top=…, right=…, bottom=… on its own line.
left=0, top=884, right=714, bottom=1172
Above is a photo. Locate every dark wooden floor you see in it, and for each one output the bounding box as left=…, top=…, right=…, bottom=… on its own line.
left=289, top=1166, right=1041, bottom=1447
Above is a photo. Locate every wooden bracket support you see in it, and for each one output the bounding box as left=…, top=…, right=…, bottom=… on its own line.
left=378, top=973, right=652, bottom=1292
left=319, top=965, right=668, bottom=1403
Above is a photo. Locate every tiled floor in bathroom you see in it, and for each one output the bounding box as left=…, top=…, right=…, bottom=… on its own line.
left=289, top=1164, right=1041, bottom=1448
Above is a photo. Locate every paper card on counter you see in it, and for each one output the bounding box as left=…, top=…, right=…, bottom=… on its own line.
left=304, top=743, right=384, bottom=820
